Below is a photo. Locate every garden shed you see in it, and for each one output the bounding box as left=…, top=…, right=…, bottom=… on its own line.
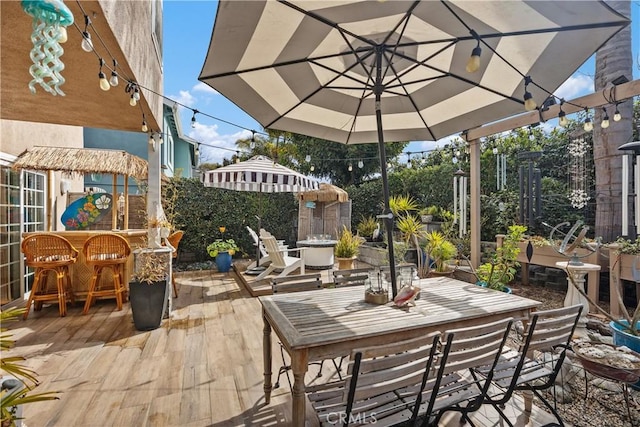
left=297, top=183, right=351, bottom=241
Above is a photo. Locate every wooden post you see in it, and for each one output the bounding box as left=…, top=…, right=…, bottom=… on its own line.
left=111, top=174, right=118, bottom=229
left=47, top=170, right=54, bottom=231
left=124, top=175, right=129, bottom=230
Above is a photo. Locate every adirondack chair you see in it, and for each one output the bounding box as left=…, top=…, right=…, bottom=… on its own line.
left=255, top=230, right=306, bottom=280
left=245, top=226, right=288, bottom=270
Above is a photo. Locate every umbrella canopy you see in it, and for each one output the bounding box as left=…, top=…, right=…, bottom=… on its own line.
left=199, top=0, right=629, bottom=295
left=203, top=155, right=319, bottom=193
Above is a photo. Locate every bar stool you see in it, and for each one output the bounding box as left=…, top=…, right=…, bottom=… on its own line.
left=21, top=233, right=78, bottom=319
left=82, top=234, right=131, bottom=314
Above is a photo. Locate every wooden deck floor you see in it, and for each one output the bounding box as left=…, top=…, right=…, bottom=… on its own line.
left=4, top=268, right=560, bottom=426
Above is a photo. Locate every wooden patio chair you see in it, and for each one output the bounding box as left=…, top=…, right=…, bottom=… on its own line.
left=331, top=267, right=372, bottom=287
left=255, top=230, right=306, bottom=280
left=245, top=226, right=288, bottom=269
left=472, top=305, right=583, bottom=427
left=306, top=331, right=442, bottom=426
left=82, top=234, right=131, bottom=314
left=410, top=317, right=514, bottom=426
left=21, top=233, right=78, bottom=319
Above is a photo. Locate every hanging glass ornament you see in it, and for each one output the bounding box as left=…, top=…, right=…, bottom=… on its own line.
left=21, top=0, right=74, bottom=96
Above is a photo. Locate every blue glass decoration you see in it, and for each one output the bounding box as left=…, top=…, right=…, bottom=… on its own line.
left=21, top=0, right=74, bottom=96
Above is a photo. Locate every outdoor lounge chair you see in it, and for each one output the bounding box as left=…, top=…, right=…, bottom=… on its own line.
left=255, top=230, right=306, bottom=280
left=331, top=267, right=372, bottom=287
left=472, top=305, right=583, bottom=427
left=245, top=226, right=288, bottom=269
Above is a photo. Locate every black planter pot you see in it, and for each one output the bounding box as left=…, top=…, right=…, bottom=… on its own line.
left=129, top=280, right=169, bottom=331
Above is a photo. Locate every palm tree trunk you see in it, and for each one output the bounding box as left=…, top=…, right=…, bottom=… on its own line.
left=593, top=0, right=633, bottom=242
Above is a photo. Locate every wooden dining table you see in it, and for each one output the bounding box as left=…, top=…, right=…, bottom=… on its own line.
left=259, top=276, right=542, bottom=425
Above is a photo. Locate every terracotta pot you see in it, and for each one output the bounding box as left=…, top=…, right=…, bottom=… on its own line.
left=336, top=256, right=356, bottom=270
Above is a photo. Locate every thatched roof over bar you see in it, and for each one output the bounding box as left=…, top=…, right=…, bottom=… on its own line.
left=298, top=183, right=348, bottom=203
left=13, top=146, right=148, bottom=179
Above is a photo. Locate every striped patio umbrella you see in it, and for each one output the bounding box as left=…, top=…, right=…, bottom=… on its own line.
left=203, top=155, right=318, bottom=193
left=199, top=0, right=629, bottom=295
left=203, top=155, right=319, bottom=271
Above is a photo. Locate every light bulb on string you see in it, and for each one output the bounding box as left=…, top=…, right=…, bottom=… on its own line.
left=492, top=147, right=498, bottom=155
left=109, top=59, right=119, bottom=87
left=348, top=163, right=353, bottom=171
left=81, top=31, right=93, bottom=52
left=81, top=15, right=93, bottom=52
left=523, top=76, right=536, bottom=111
left=583, top=108, right=593, bottom=132
left=358, top=160, right=364, bottom=168
left=310, top=164, right=315, bottom=172
left=58, top=27, right=68, bottom=43
left=600, top=107, right=610, bottom=129
left=98, top=59, right=110, bottom=91
left=466, top=31, right=481, bottom=73
left=613, top=106, right=622, bottom=122
left=141, top=115, right=148, bottom=132
left=133, top=87, right=140, bottom=101
left=191, top=110, right=198, bottom=128
left=195, top=144, right=200, bottom=157
left=558, top=109, right=568, bottom=127
left=305, top=154, right=311, bottom=162
left=129, top=94, right=137, bottom=107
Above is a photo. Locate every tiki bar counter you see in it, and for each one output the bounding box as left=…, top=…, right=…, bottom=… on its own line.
left=14, top=147, right=149, bottom=301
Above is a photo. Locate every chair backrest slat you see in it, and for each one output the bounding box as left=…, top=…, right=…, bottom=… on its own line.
left=260, top=231, right=288, bottom=268
left=332, top=268, right=372, bottom=288
left=344, top=332, right=441, bottom=412
left=271, top=273, right=322, bottom=294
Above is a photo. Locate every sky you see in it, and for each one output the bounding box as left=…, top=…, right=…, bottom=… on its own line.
left=163, top=1, right=640, bottom=165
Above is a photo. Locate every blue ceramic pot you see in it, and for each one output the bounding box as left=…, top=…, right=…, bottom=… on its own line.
left=215, top=251, right=233, bottom=273
left=476, top=281, right=512, bottom=293
left=609, top=320, right=640, bottom=390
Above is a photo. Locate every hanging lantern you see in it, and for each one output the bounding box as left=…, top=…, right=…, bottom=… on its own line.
left=21, top=0, right=74, bottom=96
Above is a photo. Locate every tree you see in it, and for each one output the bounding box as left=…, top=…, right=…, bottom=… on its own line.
left=593, top=0, right=633, bottom=242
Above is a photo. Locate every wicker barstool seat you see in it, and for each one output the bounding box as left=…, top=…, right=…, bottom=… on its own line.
left=82, top=234, right=131, bottom=314
left=21, top=233, right=78, bottom=319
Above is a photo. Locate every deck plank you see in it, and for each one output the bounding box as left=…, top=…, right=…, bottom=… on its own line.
left=4, top=269, right=563, bottom=426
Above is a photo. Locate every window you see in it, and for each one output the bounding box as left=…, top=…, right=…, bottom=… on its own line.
left=151, top=0, right=163, bottom=68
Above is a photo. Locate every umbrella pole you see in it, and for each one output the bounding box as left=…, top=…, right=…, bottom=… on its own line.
left=374, top=49, right=397, bottom=298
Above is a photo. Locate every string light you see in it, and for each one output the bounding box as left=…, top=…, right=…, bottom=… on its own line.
left=191, top=110, right=198, bottom=128
left=466, top=30, right=481, bottom=73
left=129, top=93, right=137, bottom=107
left=358, top=160, right=364, bottom=168
left=348, top=163, right=353, bottom=171
left=81, top=15, right=93, bottom=52
left=600, top=107, right=610, bottom=129
left=583, top=108, right=593, bottom=132
left=310, top=164, right=315, bottom=171
left=305, top=154, right=311, bottom=162
left=133, top=86, right=140, bottom=101
left=141, top=114, right=148, bottom=132
left=613, top=105, right=622, bottom=122
left=523, top=76, right=537, bottom=111
left=195, top=144, right=200, bottom=156
left=98, top=59, right=110, bottom=91
left=109, top=59, right=119, bottom=87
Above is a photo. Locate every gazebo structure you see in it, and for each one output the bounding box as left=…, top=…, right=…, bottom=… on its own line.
left=297, top=183, right=350, bottom=241
left=13, top=146, right=147, bottom=231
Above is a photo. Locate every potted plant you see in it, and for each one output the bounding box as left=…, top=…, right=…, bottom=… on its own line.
left=129, top=249, right=170, bottom=331
left=207, top=239, right=239, bottom=273
left=396, top=213, right=426, bottom=275
left=334, top=225, right=364, bottom=270
left=356, top=215, right=378, bottom=241
left=420, top=205, right=439, bottom=223
left=475, top=224, right=527, bottom=292
left=424, top=230, right=457, bottom=275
